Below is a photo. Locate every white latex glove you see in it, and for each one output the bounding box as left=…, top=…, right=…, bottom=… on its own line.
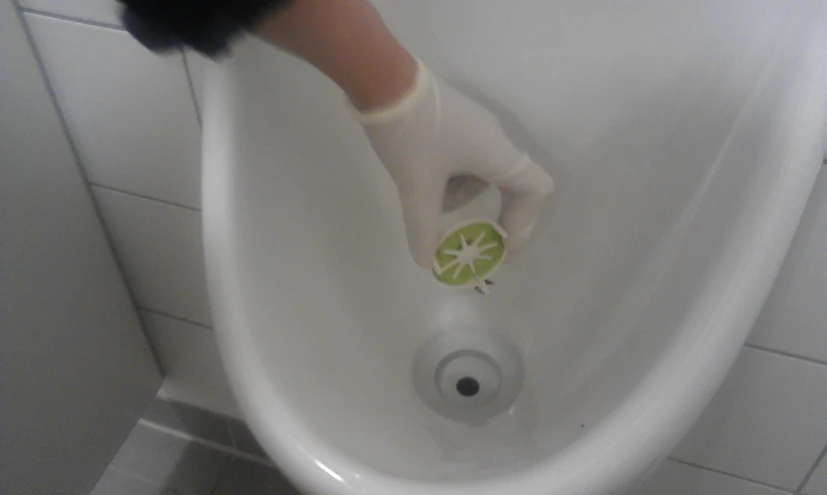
left=354, top=60, right=554, bottom=268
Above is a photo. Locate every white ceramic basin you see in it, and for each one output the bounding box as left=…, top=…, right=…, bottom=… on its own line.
left=202, top=1, right=827, bottom=494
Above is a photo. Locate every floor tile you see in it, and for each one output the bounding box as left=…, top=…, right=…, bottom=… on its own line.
left=91, top=469, right=172, bottom=495
left=227, top=419, right=269, bottom=461
left=804, top=452, right=827, bottom=495
left=211, top=458, right=299, bottom=495
left=142, top=398, right=233, bottom=448
left=672, top=348, right=827, bottom=490
left=631, top=460, right=791, bottom=495
left=110, top=423, right=232, bottom=495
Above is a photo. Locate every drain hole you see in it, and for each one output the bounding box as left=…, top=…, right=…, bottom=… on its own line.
left=456, top=377, right=480, bottom=397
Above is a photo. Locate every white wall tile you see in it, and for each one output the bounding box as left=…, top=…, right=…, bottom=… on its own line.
left=20, top=0, right=121, bottom=26
left=92, top=187, right=212, bottom=326
left=672, top=348, right=827, bottom=490
left=142, top=311, right=242, bottom=419
left=2, top=4, right=162, bottom=492
left=748, top=167, right=827, bottom=363
left=805, top=456, right=827, bottom=495
left=631, top=460, right=791, bottom=495
left=26, top=14, right=202, bottom=208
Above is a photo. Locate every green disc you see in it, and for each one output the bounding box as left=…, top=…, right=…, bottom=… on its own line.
left=432, top=220, right=507, bottom=287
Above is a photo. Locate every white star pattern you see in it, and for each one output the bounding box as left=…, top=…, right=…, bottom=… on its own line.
left=433, top=230, right=499, bottom=281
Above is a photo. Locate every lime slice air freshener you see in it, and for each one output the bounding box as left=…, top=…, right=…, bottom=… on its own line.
left=432, top=219, right=507, bottom=293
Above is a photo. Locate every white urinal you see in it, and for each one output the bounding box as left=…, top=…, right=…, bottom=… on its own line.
left=201, top=1, right=827, bottom=494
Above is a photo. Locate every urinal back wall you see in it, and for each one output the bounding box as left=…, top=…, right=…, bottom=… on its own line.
left=17, top=1, right=827, bottom=493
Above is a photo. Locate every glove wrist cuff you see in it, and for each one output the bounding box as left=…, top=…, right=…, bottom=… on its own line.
left=350, top=59, right=431, bottom=125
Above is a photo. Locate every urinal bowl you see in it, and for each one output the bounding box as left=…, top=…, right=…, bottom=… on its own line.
left=202, top=1, right=827, bottom=494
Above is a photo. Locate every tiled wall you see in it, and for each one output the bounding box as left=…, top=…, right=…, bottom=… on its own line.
left=16, top=0, right=236, bottom=417
left=16, top=1, right=827, bottom=493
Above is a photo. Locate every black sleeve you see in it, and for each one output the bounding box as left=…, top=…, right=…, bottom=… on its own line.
left=119, top=0, right=294, bottom=57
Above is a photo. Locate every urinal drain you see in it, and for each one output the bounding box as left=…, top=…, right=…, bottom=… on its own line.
left=413, top=330, right=524, bottom=422
left=456, top=377, right=480, bottom=397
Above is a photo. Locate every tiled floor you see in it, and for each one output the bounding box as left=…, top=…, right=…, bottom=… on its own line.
left=91, top=398, right=299, bottom=495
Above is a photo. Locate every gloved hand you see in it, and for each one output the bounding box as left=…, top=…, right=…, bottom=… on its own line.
left=354, top=60, right=554, bottom=268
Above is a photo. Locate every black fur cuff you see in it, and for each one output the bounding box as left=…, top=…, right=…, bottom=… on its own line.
left=119, top=0, right=294, bottom=57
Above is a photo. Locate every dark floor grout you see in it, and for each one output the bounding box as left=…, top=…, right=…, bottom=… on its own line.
left=667, top=458, right=794, bottom=493
left=208, top=454, right=236, bottom=495
left=90, top=183, right=202, bottom=212
left=140, top=307, right=213, bottom=331
left=794, top=442, right=827, bottom=494
left=744, top=343, right=827, bottom=368
left=225, top=417, right=239, bottom=451
left=106, top=465, right=167, bottom=490
left=180, top=49, right=203, bottom=127
left=20, top=7, right=125, bottom=31
left=138, top=419, right=273, bottom=467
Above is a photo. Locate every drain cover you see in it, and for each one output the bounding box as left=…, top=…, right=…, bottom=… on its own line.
left=413, top=330, right=524, bottom=422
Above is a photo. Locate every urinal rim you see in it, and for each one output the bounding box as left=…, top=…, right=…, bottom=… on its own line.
left=201, top=44, right=827, bottom=495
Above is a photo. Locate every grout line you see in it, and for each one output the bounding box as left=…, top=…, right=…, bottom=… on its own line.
left=11, top=0, right=166, bottom=375
left=208, top=453, right=235, bottom=495
left=20, top=7, right=125, bottom=31
left=667, top=458, right=794, bottom=493
left=138, top=419, right=275, bottom=467
left=138, top=310, right=168, bottom=377
left=225, top=417, right=240, bottom=450
left=211, top=418, right=241, bottom=495
left=744, top=343, right=827, bottom=367
left=795, top=442, right=827, bottom=494
left=140, top=307, right=214, bottom=331
left=89, top=182, right=202, bottom=212
left=180, top=48, right=203, bottom=127
left=107, top=465, right=170, bottom=489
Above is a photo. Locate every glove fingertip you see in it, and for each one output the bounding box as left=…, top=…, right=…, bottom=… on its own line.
left=502, top=220, right=536, bottom=257
left=405, top=222, right=439, bottom=269
left=412, top=247, right=435, bottom=269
